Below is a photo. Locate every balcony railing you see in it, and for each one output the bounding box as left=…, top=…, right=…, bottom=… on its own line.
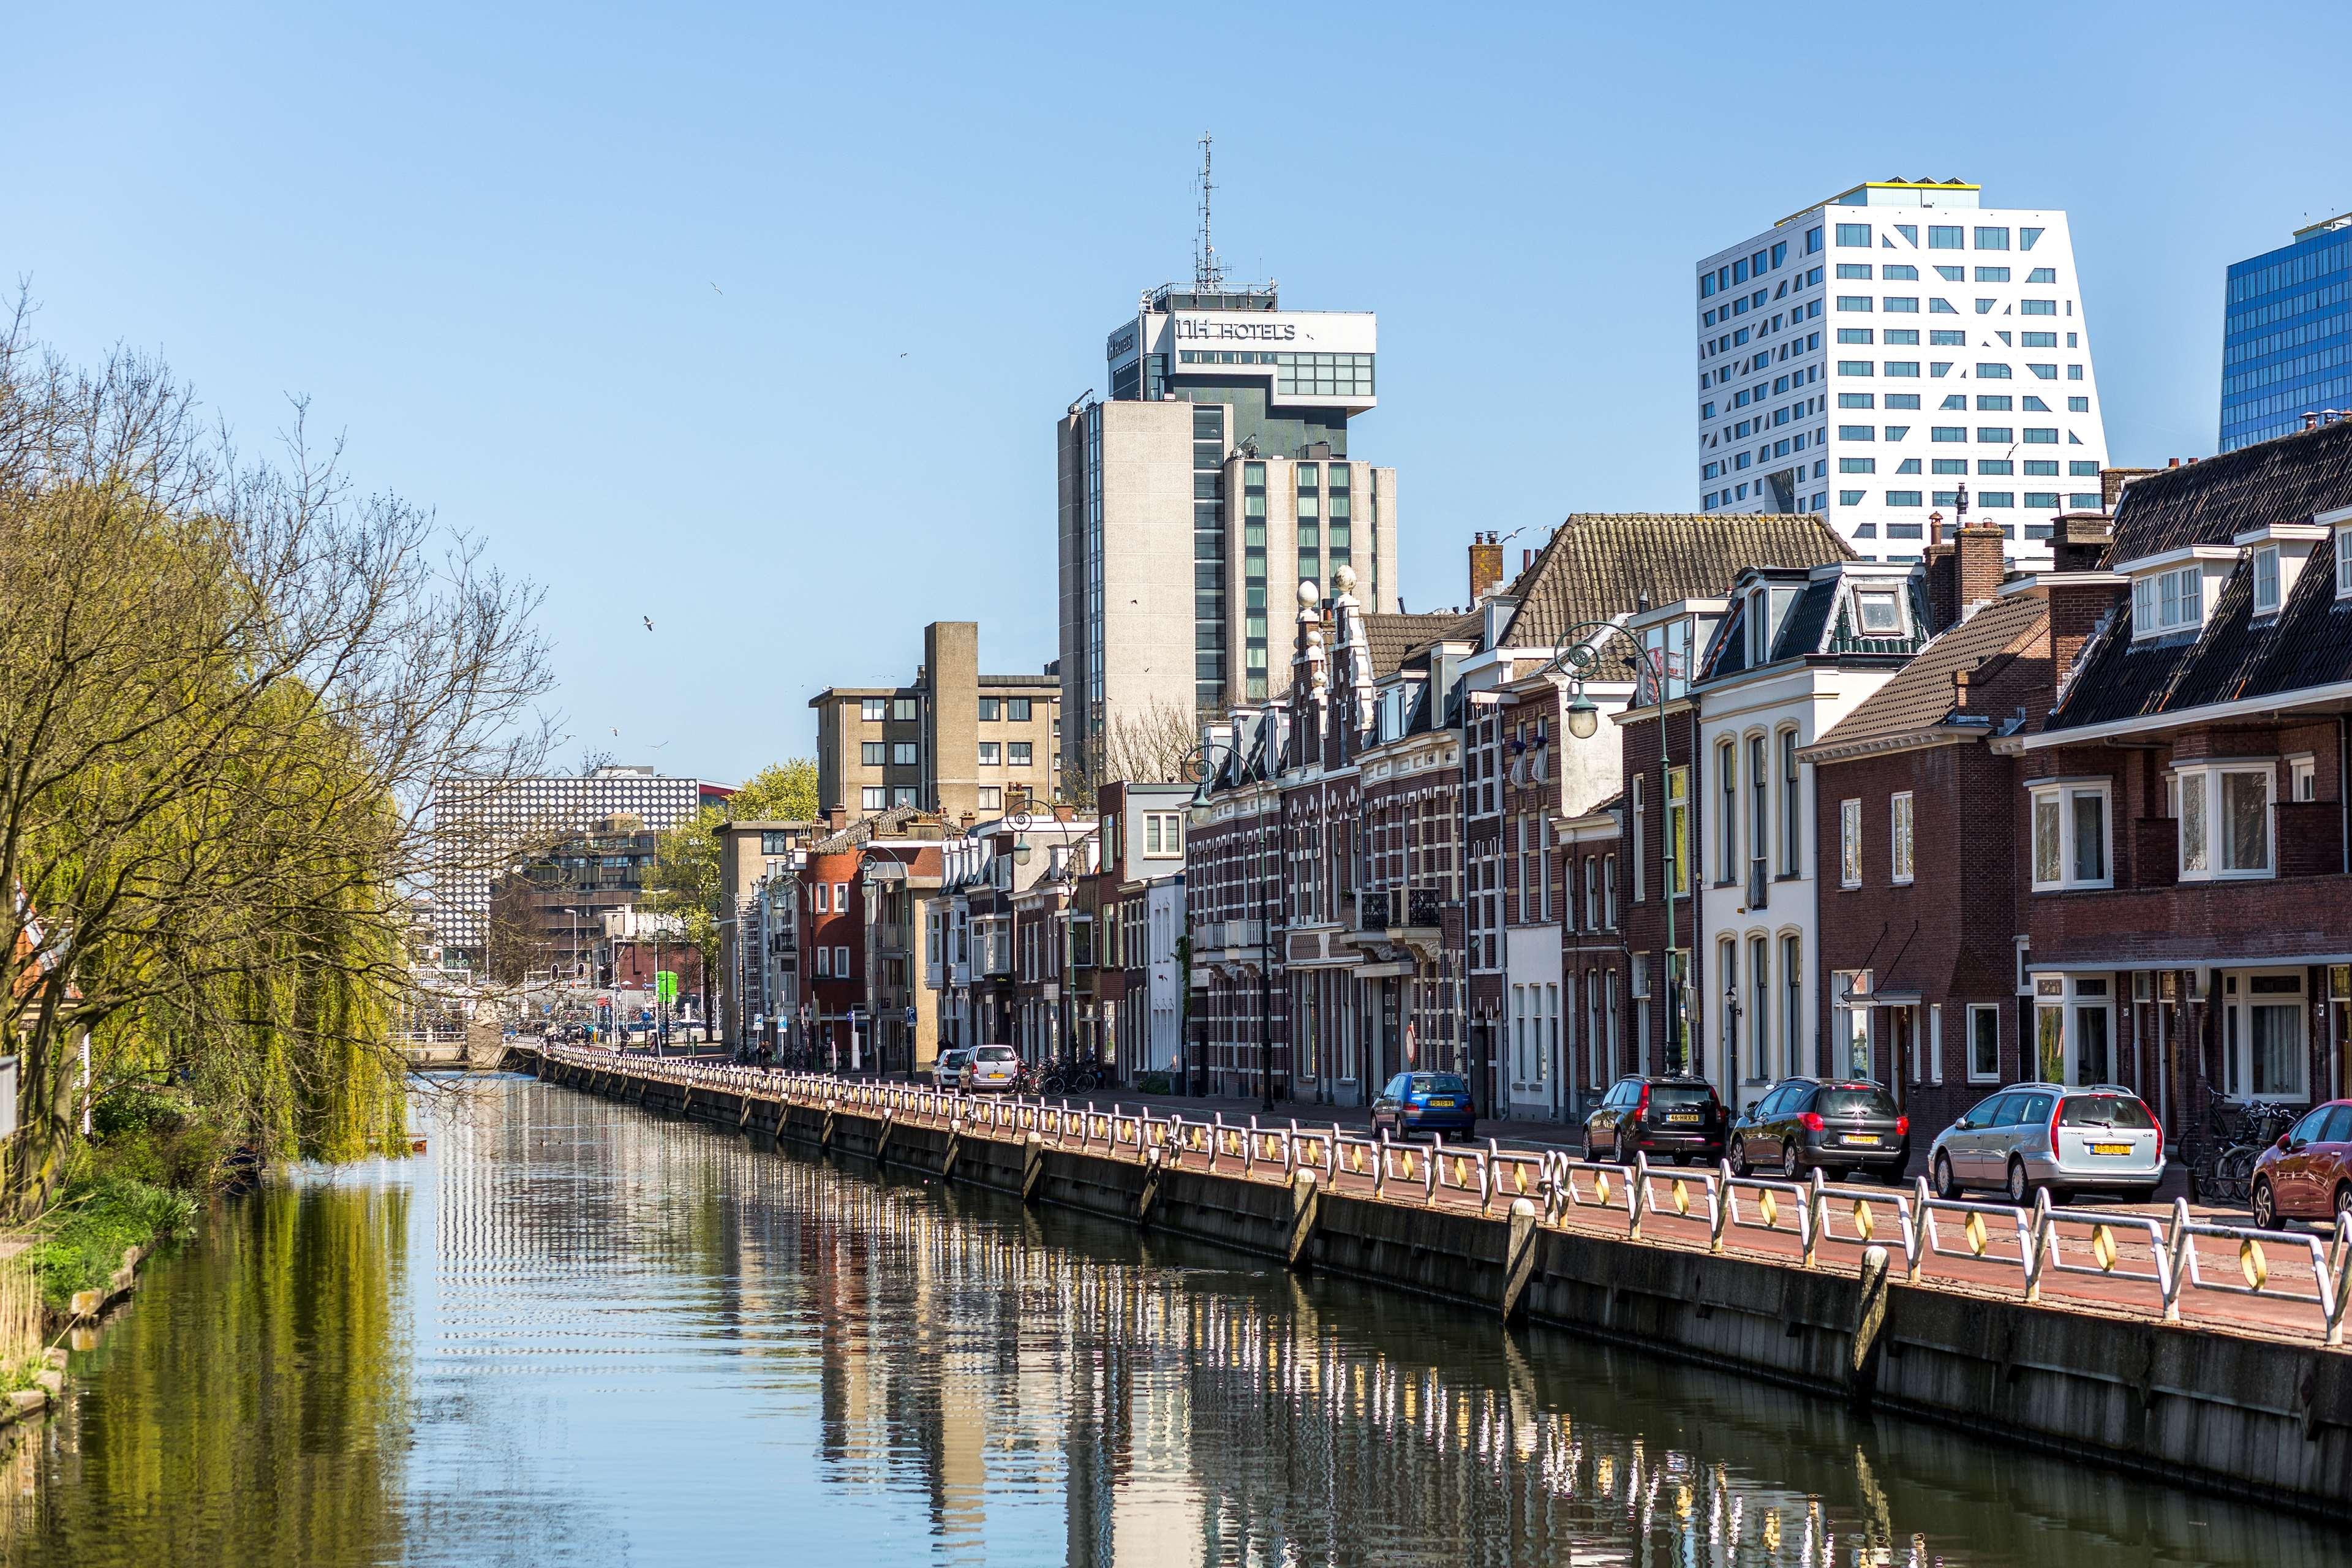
left=1406, top=888, right=1442, bottom=929
left=1357, top=891, right=1392, bottom=932
left=1357, top=888, right=1442, bottom=932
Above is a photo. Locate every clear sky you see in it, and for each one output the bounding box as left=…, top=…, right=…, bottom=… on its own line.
left=9, top=2, right=2348, bottom=785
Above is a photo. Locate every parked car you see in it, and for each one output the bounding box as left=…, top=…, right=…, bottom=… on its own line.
left=1370, top=1072, right=1477, bottom=1140
left=960, top=1044, right=1022, bottom=1094
left=2250, top=1099, right=2352, bottom=1229
left=1928, top=1084, right=2163, bottom=1204
left=932, top=1046, right=975, bottom=1093
left=1583, top=1076, right=1728, bottom=1166
left=1728, top=1078, right=1909, bottom=1182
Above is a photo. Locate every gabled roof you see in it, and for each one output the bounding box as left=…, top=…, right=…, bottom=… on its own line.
left=1811, top=594, right=2050, bottom=753
left=1501, top=513, right=1856, bottom=654
left=1700, top=565, right=1929, bottom=684
left=2106, top=417, right=2352, bottom=562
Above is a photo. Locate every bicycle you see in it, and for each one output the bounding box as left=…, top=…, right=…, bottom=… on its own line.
left=2195, top=1099, right=2300, bottom=1206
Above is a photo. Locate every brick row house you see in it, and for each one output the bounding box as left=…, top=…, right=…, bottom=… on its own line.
left=1185, top=512, right=1856, bottom=1117
left=1084, top=781, right=1193, bottom=1085
left=922, top=809, right=1098, bottom=1065
left=1796, top=420, right=2352, bottom=1180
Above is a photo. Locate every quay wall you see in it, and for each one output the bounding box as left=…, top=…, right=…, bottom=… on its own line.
left=528, top=1052, right=2352, bottom=1515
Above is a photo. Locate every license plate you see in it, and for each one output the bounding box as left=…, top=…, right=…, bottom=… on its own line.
left=1845, top=1133, right=1882, bottom=1146
left=1427, top=1098, right=1456, bottom=1108
left=2090, top=1142, right=2132, bottom=1156
left=1667, top=1111, right=1700, bottom=1124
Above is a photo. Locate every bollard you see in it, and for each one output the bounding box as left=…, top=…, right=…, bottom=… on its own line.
left=1849, top=1243, right=1892, bottom=1408
left=1020, top=1132, right=1047, bottom=1207
left=1287, top=1169, right=1321, bottom=1271
left=1501, top=1197, right=1541, bottom=1324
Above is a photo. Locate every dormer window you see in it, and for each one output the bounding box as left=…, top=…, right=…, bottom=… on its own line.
left=1855, top=590, right=1902, bottom=635
left=2131, top=564, right=2203, bottom=637
left=2252, top=545, right=2282, bottom=616
left=2335, top=517, right=2352, bottom=599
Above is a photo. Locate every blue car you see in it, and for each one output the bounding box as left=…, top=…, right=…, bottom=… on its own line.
left=1371, top=1071, right=1478, bottom=1141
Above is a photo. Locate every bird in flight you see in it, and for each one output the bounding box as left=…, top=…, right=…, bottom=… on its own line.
left=710, top=282, right=723, bottom=296
left=643, top=616, right=655, bottom=631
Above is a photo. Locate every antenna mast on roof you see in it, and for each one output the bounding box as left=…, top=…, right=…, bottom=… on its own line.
left=1194, top=133, right=1225, bottom=293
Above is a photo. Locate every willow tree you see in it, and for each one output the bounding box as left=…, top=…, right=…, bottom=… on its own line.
left=0, top=316, right=554, bottom=1204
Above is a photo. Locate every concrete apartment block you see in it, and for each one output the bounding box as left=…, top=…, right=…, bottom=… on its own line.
left=812, top=621, right=1058, bottom=826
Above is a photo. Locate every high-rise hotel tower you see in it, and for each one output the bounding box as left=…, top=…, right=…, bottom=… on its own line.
left=1056, top=277, right=1400, bottom=776
left=1695, top=180, right=2109, bottom=565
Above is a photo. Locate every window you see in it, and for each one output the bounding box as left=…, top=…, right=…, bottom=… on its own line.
left=1717, top=739, right=1738, bottom=884
left=979, top=741, right=1001, bottom=765
left=1665, top=766, right=1688, bottom=897
left=1967, top=1005, right=2000, bottom=1082
left=1839, top=490, right=1864, bottom=506
left=978, top=785, right=1003, bottom=810
left=1887, top=394, right=1921, bottom=410
left=2019, top=299, right=2056, bottom=316
left=1885, top=296, right=1919, bottom=313
left=1836, top=297, right=1873, bottom=314
left=892, top=697, right=918, bottom=721
left=2340, top=524, right=2352, bottom=598
left=1855, top=591, right=1902, bottom=633
left=1929, top=226, right=1963, bottom=249
left=834, top=882, right=849, bottom=910
left=860, top=698, right=886, bottom=721
left=2022, top=428, right=2058, bottom=444
left=1008, top=698, right=1033, bottom=722
left=861, top=741, right=886, bottom=766
left=1886, top=490, right=1923, bottom=507
left=1839, top=456, right=1877, bottom=472
left=2021, top=227, right=2044, bottom=251
left=1839, top=394, right=1875, bottom=410
left=1836, top=224, right=1871, bottom=247
left=1604, top=854, right=1618, bottom=928
left=891, top=742, right=917, bottom=766
left=1009, top=742, right=1033, bottom=766
left=1882, top=263, right=1917, bottom=281
left=1839, top=425, right=1875, bottom=442
left=860, top=786, right=886, bottom=810
left=2130, top=565, right=2206, bottom=638
left=1931, top=426, right=1964, bottom=442
left=893, top=787, right=916, bottom=808
left=1890, top=792, right=1915, bottom=883
left=1885, top=362, right=1920, bottom=378
left=2068, top=397, right=2090, bottom=413
left=1885, top=330, right=1920, bottom=347
left=2176, top=763, right=2274, bottom=880
left=1631, top=774, right=1646, bottom=902
left=1837, top=327, right=1874, bottom=344
left=1836, top=263, right=1872, bottom=280
left=1839, top=799, right=1861, bottom=886
left=1144, top=812, right=1184, bottom=857
left=2291, top=756, right=2318, bottom=802
left=813, top=945, right=829, bottom=978
left=2029, top=780, right=2110, bottom=890
left=1973, top=266, right=2010, bottom=283
left=2253, top=546, right=2282, bottom=614
left=978, top=697, right=1001, bottom=721
left=836, top=946, right=850, bottom=978
left=814, top=882, right=830, bottom=913
left=1974, top=227, right=2010, bottom=250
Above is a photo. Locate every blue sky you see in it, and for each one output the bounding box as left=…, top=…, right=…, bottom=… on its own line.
left=9, top=2, right=2348, bottom=784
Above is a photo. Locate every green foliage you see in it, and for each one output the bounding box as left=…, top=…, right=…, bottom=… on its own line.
left=24, top=1174, right=200, bottom=1311
left=643, top=758, right=818, bottom=967
left=1139, top=1072, right=1174, bottom=1095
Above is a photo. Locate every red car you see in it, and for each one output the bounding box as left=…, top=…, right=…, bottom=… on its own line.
left=2250, top=1100, right=2352, bottom=1229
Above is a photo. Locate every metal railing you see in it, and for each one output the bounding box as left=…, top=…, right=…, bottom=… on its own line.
left=528, top=1044, right=2352, bottom=1345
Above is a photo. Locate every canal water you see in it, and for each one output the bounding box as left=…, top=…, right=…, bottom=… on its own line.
left=1, top=1074, right=2335, bottom=1567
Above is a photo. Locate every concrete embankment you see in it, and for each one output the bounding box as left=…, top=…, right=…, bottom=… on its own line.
left=530, top=1052, right=2352, bottom=1515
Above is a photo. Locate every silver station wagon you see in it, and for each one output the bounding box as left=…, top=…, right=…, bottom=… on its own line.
left=1928, top=1084, right=2163, bottom=1205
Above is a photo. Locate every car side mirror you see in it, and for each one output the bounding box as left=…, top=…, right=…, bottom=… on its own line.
left=2278, top=1133, right=2294, bottom=1152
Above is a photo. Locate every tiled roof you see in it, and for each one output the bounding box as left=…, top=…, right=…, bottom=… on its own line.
left=1360, top=611, right=1471, bottom=675
left=2046, top=533, right=2352, bottom=733
left=2106, top=417, right=2352, bottom=561
left=1501, top=513, right=1855, bottom=652
left=1812, top=594, right=2050, bottom=751
left=810, top=804, right=933, bottom=855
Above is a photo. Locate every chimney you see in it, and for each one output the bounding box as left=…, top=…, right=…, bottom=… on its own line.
left=2048, top=574, right=2122, bottom=701
left=1468, top=531, right=1504, bottom=603
left=1522, top=548, right=1534, bottom=571
left=2100, top=466, right=2156, bottom=513
left=1924, top=513, right=1958, bottom=630
left=2050, top=513, right=2112, bottom=573
left=1954, top=522, right=2006, bottom=622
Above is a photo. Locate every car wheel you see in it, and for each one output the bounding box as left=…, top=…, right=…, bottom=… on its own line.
left=1728, top=1141, right=1750, bottom=1177
left=1932, top=1152, right=1959, bottom=1199
left=2005, top=1158, right=2031, bottom=1206
left=2250, top=1176, right=2278, bottom=1231
left=2335, top=1183, right=2352, bottom=1225
left=1781, top=1141, right=1803, bottom=1180
left=1877, top=1165, right=1907, bottom=1187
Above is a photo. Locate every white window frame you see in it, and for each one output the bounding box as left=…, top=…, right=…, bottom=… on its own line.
left=1630, top=774, right=1646, bottom=902
left=2337, top=523, right=2352, bottom=599
left=1779, top=727, right=1802, bottom=875
left=2252, top=544, right=2282, bottom=616
left=1966, top=1002, right=2001, bottom=1082
left=2173, top=761, right=2275, bottom=883
left=1890, top=791, right=1915, bottom=884
left=1839, top=797, right=1862, bottom=888
left=2224, top=969, right=2309, bottom=1102
left=2027, top=779, right=2113, bottom=891
left=2030, top=973, right=2116, bottom=1087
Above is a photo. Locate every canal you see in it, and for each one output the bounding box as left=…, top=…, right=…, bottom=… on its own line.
left=1, top=1073, right=2335, bottom=1567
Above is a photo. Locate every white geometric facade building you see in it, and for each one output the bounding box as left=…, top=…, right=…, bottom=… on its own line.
left=1696, top=180, right=2109, bottom=566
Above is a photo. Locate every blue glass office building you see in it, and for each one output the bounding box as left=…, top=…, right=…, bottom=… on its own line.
left=2220, top=216, right=2352, bottom=451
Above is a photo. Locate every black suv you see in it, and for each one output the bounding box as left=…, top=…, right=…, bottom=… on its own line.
left=1728, top=1078, right=1909, bottom=1182
left=1583, top=1076, right=1728, bottom=1165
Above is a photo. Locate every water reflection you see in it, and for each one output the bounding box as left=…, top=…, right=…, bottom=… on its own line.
left=0, top=1076, right=2328, bottom=1567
